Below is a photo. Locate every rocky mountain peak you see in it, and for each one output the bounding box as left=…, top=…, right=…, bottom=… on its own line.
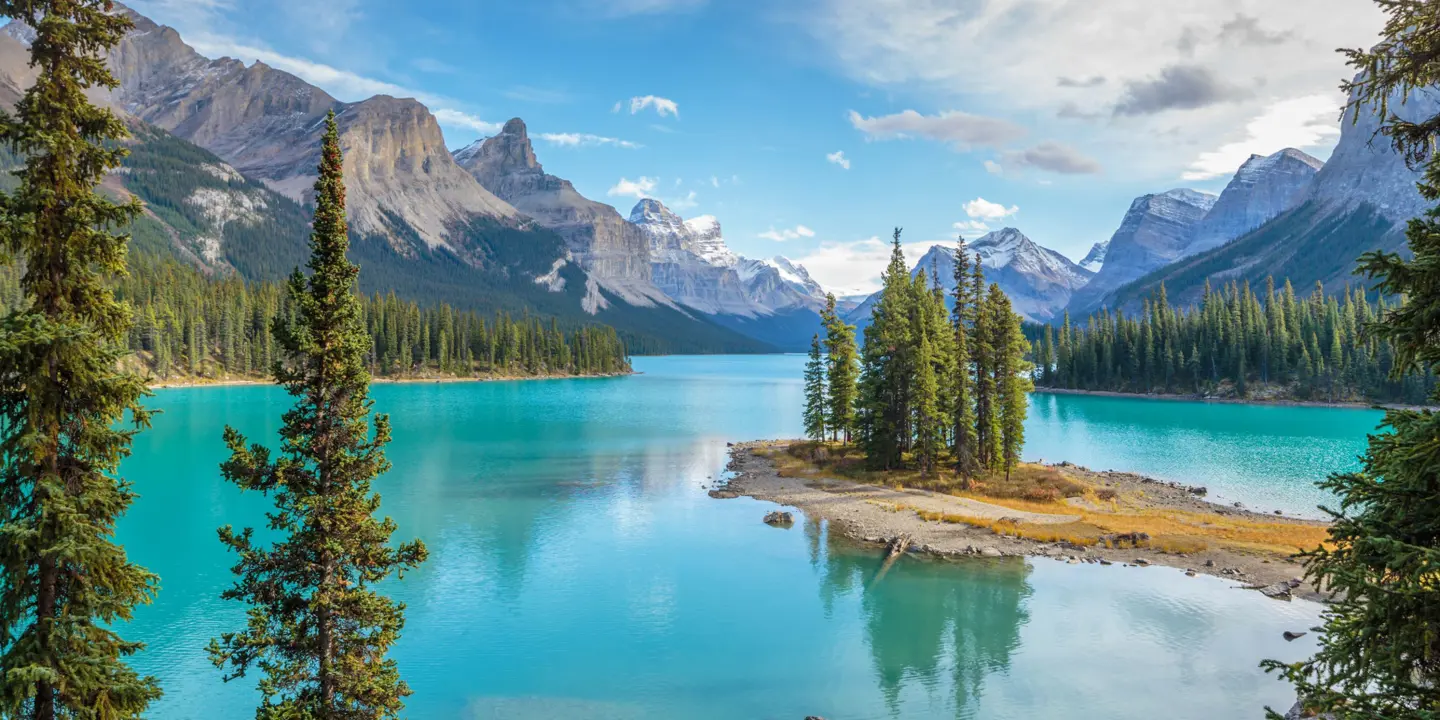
left=454, top=116, right=546, bottom=200
left=630, top=198, right=686, bottom=232
left=683, top=215, right=736, bottom=266
left=1188, top=147, right=1323, bottom=254
left=1079, top=240, right=1108, bottom=272
left=1307, top=74, right=1440, bottom=222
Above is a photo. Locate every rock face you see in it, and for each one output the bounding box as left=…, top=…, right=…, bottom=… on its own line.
left=1093, top=79, right=1431, bottom=315
left=455, top=118, right=667, bottom=306
left=3, top=3, right=522, bottom=258
left=1188, top=148, right=1324, bottom=254
left=848, top=230, right=1089, bottom=326
left=970, top=228, right=1093, bottom=322
left=1308, top=77, right=1440, bottom=223
left=1066, top=189, right=1217, bottom=317
left=632, top=199, right=824, bottom=317
left=1078, top=240, right=1108, bottom=273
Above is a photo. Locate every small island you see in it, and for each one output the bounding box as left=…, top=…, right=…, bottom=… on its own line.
left=718, top=440, right=1329, bottom=601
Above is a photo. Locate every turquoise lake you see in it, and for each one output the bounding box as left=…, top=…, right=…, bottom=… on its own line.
left=119, top=354, right=1372, bottom=719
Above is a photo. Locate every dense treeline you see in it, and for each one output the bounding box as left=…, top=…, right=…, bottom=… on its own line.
left=805, top=232, right=1031, bottom=480
left=1032, top=278, right=1437, bottom=405
left=0, top=256, right=631, bottom=381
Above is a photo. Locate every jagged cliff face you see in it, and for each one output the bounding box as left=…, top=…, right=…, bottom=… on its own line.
left=0, top=3, right=523, bottom=259
left=456, top=118, right=664, bottom=305
left=632, top=199, right=759, bottom=316
left=631, top=199, right=823, bottom=316
left=1307, top=78, right=1440, bottom=223
left=1066, top=188, right=1217, bottom=316
left=1079, top=240, right=1108, bottom=273
left=1188, top=148, right=1324, bottom=254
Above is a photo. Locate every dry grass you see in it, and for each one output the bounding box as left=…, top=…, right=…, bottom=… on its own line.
left=765, top=441, right=1327, bottom=558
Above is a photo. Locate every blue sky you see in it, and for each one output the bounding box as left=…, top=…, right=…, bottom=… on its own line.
left=127, top=0, right=1387, bottom=295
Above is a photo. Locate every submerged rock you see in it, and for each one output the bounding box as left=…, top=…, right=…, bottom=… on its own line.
left=1283, top=631, right=1307, bottom=641
left=708, top=489, right=739, bottom=499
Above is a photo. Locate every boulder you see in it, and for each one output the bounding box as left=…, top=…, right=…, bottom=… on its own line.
left=708, top=489, right=739, bottom=500
left=763, top=511, right=794, bottom=526
left=1283, top=631, right=1307, bottom=641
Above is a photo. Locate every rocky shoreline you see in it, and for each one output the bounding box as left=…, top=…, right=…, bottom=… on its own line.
left=715, top=440, right=1328, bottom=602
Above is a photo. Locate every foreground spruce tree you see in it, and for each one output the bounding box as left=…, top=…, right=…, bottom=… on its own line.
left=821, top=294, right=859, bottom=443
left=0, top=2, right=162, bottom=717
left=1263, top=3, right=1440, bottom=717
left=803, top=334, right=827, bottom=441
left=210, top=112, right=427, bottom=718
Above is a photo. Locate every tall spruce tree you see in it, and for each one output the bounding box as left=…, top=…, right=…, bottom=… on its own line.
left=821, top=294, right=859, bottom=443
left=990, top=288, right=1031, bottom=477
left=1264, top=3, right=1440, bottom=717
left=970, top=257, right=997, bottom=471
left=803, top=333, right=828, bottom=441
left=858, top=230, right=914, bottom=469
left=950, top=239, right=979, bottom=481
left=911, top=271, right=943, bottom=477
left=209, top=112, right=428, bottom=718
left=0, top=3, right=162, bottom=718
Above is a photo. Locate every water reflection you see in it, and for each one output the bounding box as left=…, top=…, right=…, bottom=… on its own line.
left=819, top=528, right=1032, bottom=718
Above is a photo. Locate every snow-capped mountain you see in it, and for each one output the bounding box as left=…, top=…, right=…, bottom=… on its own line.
left=847, top=229, right=1091, bottom=327
left=630, top=199, right=826, bottom=321
left=1188, top=148, right=1324, bottom=254
left=1079, top=241, right=1108, bottom=273
left=1066, top=188, right=1218, bottom=317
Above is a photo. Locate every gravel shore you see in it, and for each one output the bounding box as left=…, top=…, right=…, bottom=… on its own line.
left=716, top=440, right=1327, bottom=602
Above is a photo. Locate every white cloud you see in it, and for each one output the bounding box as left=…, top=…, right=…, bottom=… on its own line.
left=431, top=109, right=503, bottom=135
left=608, top=176, right=659, bottom=199
left=629, top=95, right=680, bottom=118
left=1183, top=94, right=1341, bottom=180
left=954, top=220, right=992, bottom=234
left=791, top=237, right=942, bottom=295
left=612, top=101, right=623, bottom=113
left=812, top=0, right=1386, bottom=176
left=186, top=34, right=440, bottom=105
left=964, top=197, right=1019, bottom=221
left=759, top=225, right=817, bottom=242
left=711, top=176, right=721, bottom=187
left=826, top=150, right=852, bottom=169
left=984, top=160, right=1004, bottom=175
left=537, top=132, right=642, bottom=149
left=849, top=109, right=1026, bottom=148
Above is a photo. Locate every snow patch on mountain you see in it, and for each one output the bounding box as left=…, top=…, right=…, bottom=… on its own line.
left=1079, top=240, right=1108, bottom=272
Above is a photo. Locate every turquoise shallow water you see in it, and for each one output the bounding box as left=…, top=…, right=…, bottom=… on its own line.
left=118, top=354, right=1364, bottom=719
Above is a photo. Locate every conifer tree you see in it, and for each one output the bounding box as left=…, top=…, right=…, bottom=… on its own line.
left=0, top=3, right=162, bottom=717
left=803, top=333, right=828, bottom=442
left=950, top=239, right=978, bottom=480
left=1264, top=4, right=1440, bottom=716
left=970, top=258, right=997, bottom=470
left=209, top=112, right=428, bottom=718
left=911, top=273, right=942, bottom=477
left=821, top=294, right=859, bottom=443
left=858, top=230, right=913, bottom=469
left=991, top=290, right=1031, bottom=476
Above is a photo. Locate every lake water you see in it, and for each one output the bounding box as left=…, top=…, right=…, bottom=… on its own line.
left=119, top=354, right=1366, bottom=719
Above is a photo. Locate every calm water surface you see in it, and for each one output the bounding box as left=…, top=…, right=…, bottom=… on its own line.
left=121, top=355, right=1365, bottom=719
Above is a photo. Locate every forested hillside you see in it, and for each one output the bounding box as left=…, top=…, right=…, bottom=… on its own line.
left=0, top=257, right=631, bottom=382
left=1032, top=279, right=1437, bottom=405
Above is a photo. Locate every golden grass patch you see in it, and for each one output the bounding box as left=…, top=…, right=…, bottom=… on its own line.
left=763, top=442, right=1327, bottom=558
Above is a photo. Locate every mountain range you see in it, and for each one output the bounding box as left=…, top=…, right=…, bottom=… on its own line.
left=0, top=2, right=1431, bottom=348
left=0, top=3, right=830, bottom=354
